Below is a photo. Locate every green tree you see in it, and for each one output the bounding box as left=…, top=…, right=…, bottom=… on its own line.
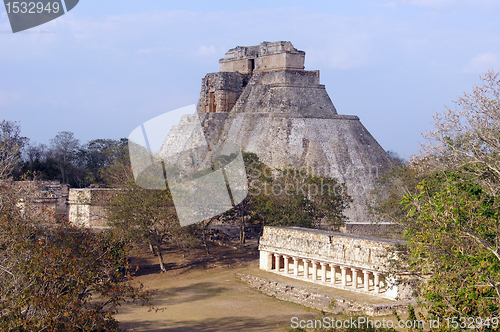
left=401, top=171, right=500, bottom=320
left=80, top=138, right=129, bottom=186
left=373, top=70, right=500, bottom=324
left=19, top=137, right=130, bottom=187
left=99, top=139, right=132, bottom=188
left=241, top=152, right=351, bottom=231
left=0, top=171, right=153, bottom=331
left=423, top=70, right=500, bottom=195
left=106, top=182, right=188, bottom=272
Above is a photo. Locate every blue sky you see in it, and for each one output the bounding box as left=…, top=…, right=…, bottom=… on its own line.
left=1, top=0, right=499, bottom=158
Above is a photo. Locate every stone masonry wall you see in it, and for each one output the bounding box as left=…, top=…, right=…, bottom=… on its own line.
left=259, top=226, right=401, bottom=271
left=68, top=188, right=117, bottom=227
left=237, top=273, right=410, bottom=316
left=14, top=180, right=69, bottom=223
left=198, top=72, right=250, bottom=114
left=219, top=41, right=305, bottom=73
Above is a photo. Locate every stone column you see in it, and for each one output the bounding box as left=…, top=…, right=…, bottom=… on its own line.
left=293, top=257, right=299, bottom=276
left=352, top=269, right=358, bottom=289
left=274, top=253, right=280, bottom=272
left=363, top=270, right=369, bottom=291
left=329, top=264, right=336, bottom=284
left=303, top=259, right=309, bottom=278
left=259, top=251, right=273, bottom=271
left=384, top=275, right=399, bottom=300
left=320, top=262, right=327, bottom=282
left=340, top=266, right=347, bottom=287
left=311, top=261, right=318, bottom=281
left=374, top=273, right=380, bottom=294
left=283, top=256, right=289, bottom=274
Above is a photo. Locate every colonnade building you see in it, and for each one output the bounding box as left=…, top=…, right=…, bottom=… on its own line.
left=259, top=226, right=405, bottom=300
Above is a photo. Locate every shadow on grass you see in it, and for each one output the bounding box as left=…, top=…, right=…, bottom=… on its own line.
left=121, top=315, right=285, bottom=331
left=115, top=281, right=229, bottom=316
left=130, top=245, right=258, bottom=278
left=159, top=282, right=229, bottom=305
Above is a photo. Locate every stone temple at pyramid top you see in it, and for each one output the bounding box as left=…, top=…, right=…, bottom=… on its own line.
left=199, top=41, right=328, bottom=115
left=159, top=41, right=391, bottom=226
left=219, top=41, right=306, bottom=74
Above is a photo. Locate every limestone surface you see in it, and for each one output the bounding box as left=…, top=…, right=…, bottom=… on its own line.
left=161, top=41, right=391, bottom=223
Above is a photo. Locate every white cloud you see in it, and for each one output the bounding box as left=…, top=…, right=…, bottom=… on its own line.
left=283, top=13, right=381, bottom=70
left=137, top=47, right=171, bottom=54
left=137, top=48, right=155, bottom=54
left=403, top=0, right=455, bottom=7
left=307, top=35, right=372, bottom=71
left=402, top=0, right=500, bottom=9
left=0, top=89, right=23, bottom=108
left=196, top=45, right=217, bottom=56
left=463, top=52, right=500, bottom=74
left=379, top=1, right=398, bottom=9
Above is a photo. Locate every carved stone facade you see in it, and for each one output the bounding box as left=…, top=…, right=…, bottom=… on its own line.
left=198, top=72, right=249, bottom=114
left=14, top=180, right=69, bottom=223
left=13, top=182, right=116, bottom=228
left=259, top=226, right=406, bottom=300
left=219, top=41, right=305, bottom=74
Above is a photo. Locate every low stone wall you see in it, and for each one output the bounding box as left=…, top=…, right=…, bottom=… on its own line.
left=340, top=222, right=401, bottom=237
left=237, top=274, right=410, bottom=316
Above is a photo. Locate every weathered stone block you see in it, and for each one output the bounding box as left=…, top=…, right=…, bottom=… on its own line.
left=68, top=188, right=117, bottom=227
left=258, top=226, right=409, bottom=300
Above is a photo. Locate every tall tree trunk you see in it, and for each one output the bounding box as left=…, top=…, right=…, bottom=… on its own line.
left=148, top=241, right=155, bottom=255
left=201, top=218, right=216, bottom=255
left=61, top=167, right=66, bottom=184
left=239, top=205, right=245, bottom=245
left=155, top=245, right=167, bottom=272
left=202, top=221, right=210, bottom=255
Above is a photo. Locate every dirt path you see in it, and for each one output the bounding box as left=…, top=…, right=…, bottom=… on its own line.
left=115, top=244, right=321, bottom=331
left=115, top=243, right=404, bottom=331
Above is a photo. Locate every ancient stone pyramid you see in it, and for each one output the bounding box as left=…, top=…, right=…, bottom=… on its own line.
left=165, top=41, right=391, bottom=223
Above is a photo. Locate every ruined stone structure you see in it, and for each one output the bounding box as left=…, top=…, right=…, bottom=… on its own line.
left=68, top=188, right=116, bottom=228
left=11, top=181, right=118, bottom=228
left=259, top=226, right=407, bottom=300
left=238, top=274, right=411, bottom=315
left=186, top=41, right=391, bottom=224
left=15, top=181, right=69, bottom=222
left=13, top=182, right=116, bottom=228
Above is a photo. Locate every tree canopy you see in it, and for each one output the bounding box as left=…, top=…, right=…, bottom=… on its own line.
left=241, top=152, right=351, bottom=230
left=0, top=145, right=154, bottom=331
left=0, top=120, right=28, bottom=180
left=373, top=70, right=500, bottom=323
left=105, top=182, right=192, bottom=272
